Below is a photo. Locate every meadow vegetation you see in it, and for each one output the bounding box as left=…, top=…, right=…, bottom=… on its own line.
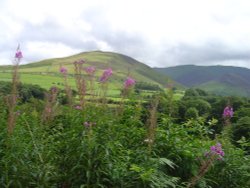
left=0, top=49, right=249, bottom=188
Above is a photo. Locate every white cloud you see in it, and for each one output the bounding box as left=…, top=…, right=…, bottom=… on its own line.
left=1, top=0, right=250, bottom=68
left=26, top=41, right=80, bottom=59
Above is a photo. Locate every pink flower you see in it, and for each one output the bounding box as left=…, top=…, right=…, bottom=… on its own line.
left=85, top=66, right=96, bottom=75
left=15, top=51, right=23, bottom=59
left=50, top=86, right=58, bottom=93
left=14, top=45, right=23, bottom=65
left=99, top=68, right=113, bottom=82
left=75, top=105, right=82, bottom=110
left=83, top=121, right=96, bottom=128
left=84, top=122, right=90, bottom=127
left=219, top=151, right=225, bottom=157
left=47, top=107, right=52, bottom=113
left=74, top=59, right=85, bottom=65
left=208, top=143, right=224, bottom=159
left=124, top=77, right=136, bottom=89
left=210, top=146, right=216, bottom=151
left=60, top=67, right=67, bottom=74
left=223, top=106, right=233, bottom=118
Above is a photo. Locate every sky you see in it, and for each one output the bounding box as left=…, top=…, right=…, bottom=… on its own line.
left=1, top=0, right=250, bottom=68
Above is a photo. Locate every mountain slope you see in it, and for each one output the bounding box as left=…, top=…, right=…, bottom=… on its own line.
left=0, top=51, right=175, bottom=89
left=154, top=65, right=250, bottom=97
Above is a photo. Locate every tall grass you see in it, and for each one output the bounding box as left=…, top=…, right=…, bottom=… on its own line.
left=0, top=48, right=249, bottom=187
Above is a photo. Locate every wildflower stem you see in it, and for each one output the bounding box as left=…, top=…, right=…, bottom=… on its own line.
left=187, top=154, right=216, bottom=188
left=7, top=60, right=20, bottom=134
left=147, top=96, right=159, bottom=154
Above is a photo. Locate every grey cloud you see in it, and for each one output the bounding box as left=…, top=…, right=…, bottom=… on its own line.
left=17, top=11, right=149, bottom=60
left=19, top=20, right=97, bottom=50
left=81, top=8, right=250, bottom=68
left=2, top=3, right=250, bottom=69
left=81, top=7, right=150, bottom=55
left=155, top=41, right=250, bottom=68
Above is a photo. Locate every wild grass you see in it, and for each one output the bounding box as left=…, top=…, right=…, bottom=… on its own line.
left=0, top=49, right=249, bottom=188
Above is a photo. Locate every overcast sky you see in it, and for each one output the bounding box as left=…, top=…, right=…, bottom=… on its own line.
left=1, top=0, right=250, bottom=68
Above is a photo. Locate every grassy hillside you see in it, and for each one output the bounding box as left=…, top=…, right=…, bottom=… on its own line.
left=0, top=51, right=175, bottom=94
left=155, top=65, right=250, bottom=97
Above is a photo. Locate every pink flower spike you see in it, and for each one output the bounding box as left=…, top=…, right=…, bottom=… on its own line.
left=47, top=108, right=52, bottom=113
left=84, top=122, right=89, bottom=127
left=219, top=151, right=225, bottom=157
left=209, top=143, right=225, bottom=158
left=15, top=51, right=23, bottom=59
left=50, top=86, right=58, bottom=93
left=74, top=59, right=85, bottom=65
left=216, top=143, right=222, bottom=147
left=79, top=59, right=85, bottom=64
left=60, top=67, right=67, bottom=74
left=75, top=105, right=82, bottom=110
left=223, top=106, right=233, bottom=118
left=99, top=68, right=113, bottom=82
left=124, top=77, right=136, bottom=89
left=85, top=66, right=96, bottom=75
left=14, top=45, right=23, bottom=64
left=210, top=146, right=216, bottom=151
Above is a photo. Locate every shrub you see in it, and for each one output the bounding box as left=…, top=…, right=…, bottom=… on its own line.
left=0, top=81, right=46, bottom=102
left=232, top=116, right=250, bottom=153
left=185, top=107, right=199, bottom=119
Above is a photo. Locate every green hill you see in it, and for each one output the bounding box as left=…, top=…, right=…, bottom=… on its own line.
left=154, top=65, right=250, bottom=97
left=0, top=51, right=175, bottom=94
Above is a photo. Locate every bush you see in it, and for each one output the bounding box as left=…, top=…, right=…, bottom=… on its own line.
left=135, top=82, right=163, bottom=91
left=232, top=116, right=250, bottom=153
left=185, top=107, right=199, bottom=119
left=205, top=141, right=250, bottom=188
left=179, top=99, right=211, bottom=121
left=0, top=81, right=46, bottom=102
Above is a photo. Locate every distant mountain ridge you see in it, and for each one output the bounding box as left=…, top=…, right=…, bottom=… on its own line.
left=154, top=65, right=250, bottom=97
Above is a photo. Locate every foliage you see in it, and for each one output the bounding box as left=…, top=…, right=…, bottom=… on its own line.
left=1, top=59, right=249, bottom=188
left=178, top=98, right=211, bottom=122
left=0, top=81, right=46, bottom=102
left=184, top=88, right=200, bottom=97
left=135, top=82, right=163, bottom=91
left=205, top=140, right=250, bottom=188
left=231, top=116, right=250, bottom=153
left=234, top=107, right=250, bottom=119
left=185, top=107, right=199, bottom=119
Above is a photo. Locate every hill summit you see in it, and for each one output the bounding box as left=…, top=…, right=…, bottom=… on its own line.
left=0, top=51, right=174, bottom=89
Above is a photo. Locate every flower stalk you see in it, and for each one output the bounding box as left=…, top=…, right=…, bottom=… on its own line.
left=74, top=60, right=86, bottom=109
left=60, top=66, right=73, bottom=107
left=7, top=45, right=23, bottom=134
left=187, top=143, right=224, bottom=188
left=42, top=86, right=59, bottom=123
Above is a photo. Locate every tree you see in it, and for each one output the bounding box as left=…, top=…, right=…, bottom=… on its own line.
left=185, top=107, right=199, bottom=119
left=184, top=88, right=199, bottom=98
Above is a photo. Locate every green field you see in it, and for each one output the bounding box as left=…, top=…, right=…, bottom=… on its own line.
left=0, top=51, right=172, bottom=86
left=0, top=71, right=123, bottom=97
left=0, top=51, right=185, bottom=99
